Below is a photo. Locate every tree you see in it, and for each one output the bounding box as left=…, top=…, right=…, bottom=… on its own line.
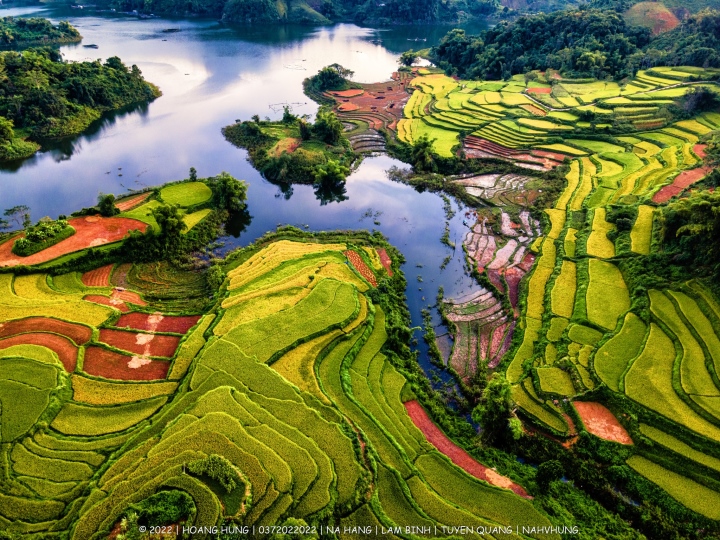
left=399, top=50, right=418, bottom=67
left=152, top=204, right=187, bottom=239
left=536, top=460, right=564, bottom=490
left=410, top=134, right=437, bottom=173
left=282, top=105, right=296, bottom=124
left=0, top=116, right=14, bottom=142
left=312, top=110, right=343, bottom=145
left=299, top=120, right=312, bottom=141
left=314, top=159, right=350, bottom=186
left=308, top=64, right=354, bottom=91
left=4, top=205, right=30, bottom=229
left=209, top=172, right=248, bottom=213
left=189, top=167, right=197, bottom=181
left=471, top=373, right=516, bottom=445
left=97, top=193, right=119, bottom=217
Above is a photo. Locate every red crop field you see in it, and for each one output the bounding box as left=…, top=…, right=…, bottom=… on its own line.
left=99, top=328, right=181, bottom=357
left=0, top=316, right=92, bottom=345
left=116, top=312, right=200, bottom=334
left=376, top=248, right=393, bottom=276
left=330, top=89, right=365, bottom=98
left=527, top=87, right=551, bottom=94
left=0, top=333, right=78, bottom=372
left=573, top=401, right=633, bottom=444
left=82, top=345, right=169, bottom=380
left=344, top=250, right=377, bottom=286
left=115, top=192, right=151, bottom=211
left=694, top=144, right=707, bottom=159
left=337, top=102, right=360, bottom=112
left=405, top=400, right=532, bottom=498
left=112, top=289, right=147, bottom=306
left=82, top=264, right=114, bottom=287
left=652, top=166, right=711, bottom=203
left=0, top=216, right=147, bottom=267
left=83, top=295, right=130, bottom=312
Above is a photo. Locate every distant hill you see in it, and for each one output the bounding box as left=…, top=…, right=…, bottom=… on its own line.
left=624, top=2, right=680, bottom=34
left=102, top=0, right=499, bottom=24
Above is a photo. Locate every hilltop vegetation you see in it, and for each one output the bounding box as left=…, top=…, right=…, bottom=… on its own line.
left=431, top=8, right=720, bottom=80
left=0, top=17, right=81, bottom=48
left=101, top=0, right=498, bottom=24
left=0, top=46, right=159, bottom=162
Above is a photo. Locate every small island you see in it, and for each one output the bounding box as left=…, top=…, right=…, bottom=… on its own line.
left=223, top=66, right=360, bottom=200
left=0, top=42, right=160, bottom=162
left=0, top=16, right=82, bottom=48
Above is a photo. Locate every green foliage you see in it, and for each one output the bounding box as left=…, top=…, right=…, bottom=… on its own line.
left=187, top=454, right=242, bottom=493
left=304, top=64, right=354, bottom=93
left=206, top=172, right=248, bottom=213
left=222, top=113, right=355, bottom=186
left=431, top=8, right=720, bottom=82
left=314, top=159, right=349, bottom=186
left=661, top=190, right=720, bottom=277
left=0, top=47, right=158, bottom=158
left=97, top=193, right=119, bottom=217
left=312, top=109, right=344, bottom=145
left=0, top=17, right=81, bottom=47
left=12, top=219, right=74, bottom=257
left=536, top=459, right=564, bottom=490
left=206, top=265, right=226, bottom=292
left=410, top=134, right=438, bottom=173
left=399, top=50, right=418, bottom=67
left=129, top=490, right=195, bottom=527
left=472, top=373, right=516, bottom=445
left=431, top=12, right=651, bottom=80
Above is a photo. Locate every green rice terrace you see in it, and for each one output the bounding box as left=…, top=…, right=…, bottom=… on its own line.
left=332, top=63, right=720, bottom=532
left=0, top=172, right=561, bottom=538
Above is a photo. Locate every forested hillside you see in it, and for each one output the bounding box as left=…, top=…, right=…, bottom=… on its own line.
left=431, top=8, right=720, bottom=80
left=0, top=17, right=81, bottom=47
left=0, top=47, right=160, bottom=161
left=102, top=0, right=498, bottom=24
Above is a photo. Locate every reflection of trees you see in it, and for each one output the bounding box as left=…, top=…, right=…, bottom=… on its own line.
left=313, top=178, right=348, bottom=206
left=37, top=102, right=150, bottom=161
left=273, top=181, right=294, bottom=200
left=224, top=207, right=253, bottom=238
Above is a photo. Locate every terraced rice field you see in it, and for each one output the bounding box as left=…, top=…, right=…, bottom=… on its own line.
left=0, top=232, right=559, bottom=539
left=399, top=67, right=720, bottom=515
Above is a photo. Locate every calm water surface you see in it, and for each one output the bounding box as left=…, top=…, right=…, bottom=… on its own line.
left=0, top=5, right=490, bottom=375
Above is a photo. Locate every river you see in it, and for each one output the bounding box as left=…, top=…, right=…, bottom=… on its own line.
left=0, top=3, right=489, bottom=379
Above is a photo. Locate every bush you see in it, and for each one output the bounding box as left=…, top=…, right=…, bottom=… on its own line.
left=187, top=454, right=242, bottom=494
left=129, top=490, right=195, bottom=527
left=536, top=460, right=564, bottom=490
left=11, top=219, right=74, bottom=256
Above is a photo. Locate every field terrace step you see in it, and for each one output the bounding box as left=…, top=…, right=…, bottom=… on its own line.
left=446, top=207, right=541, bottom=379
left=463, top=136, right=562, bottom=170
left=348, top=130, right=387, bottom=153
left=451, top=173, right=538, bottom=206
left=443, top=287, right=514, bottom=378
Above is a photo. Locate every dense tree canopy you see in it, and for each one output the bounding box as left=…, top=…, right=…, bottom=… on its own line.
left=0, top=47, right=159, bottom=144
left=104, top=0, right=497, bottom=24
left=431, top=9, right=652, bottom=80
left=431, top=8, right=720, bottom=80
left=0, top=17, right=81, bottom=47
